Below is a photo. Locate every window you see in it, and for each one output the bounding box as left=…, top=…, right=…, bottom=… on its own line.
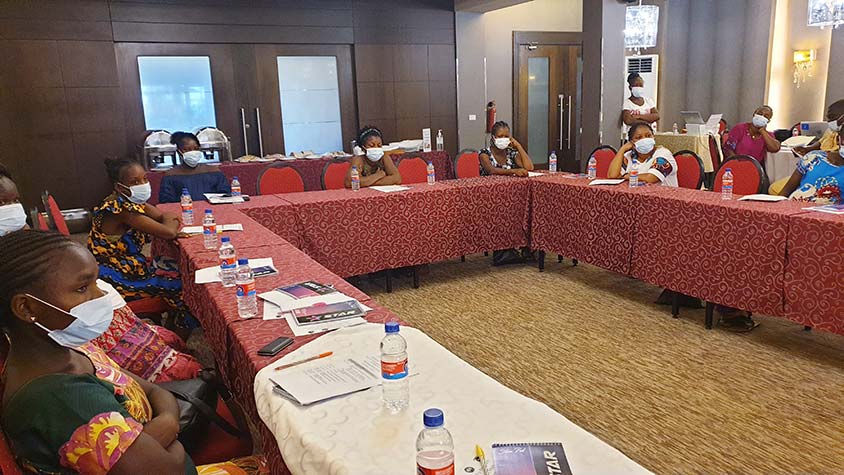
left=137, top=56, right=216, bottom=133
left=277, top=56, right=343, bottom=154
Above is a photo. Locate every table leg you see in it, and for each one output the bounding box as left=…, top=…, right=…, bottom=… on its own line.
left=412, top=266, right=420, bottom=289
left=385, top=271, right=393, bottom=293
left=671, top=291, right=680, bottom=319
left=572, top=258, right=578, bottom=267
left=460, top=255, right=465, bottom=262
left=705, top=302, right=715, bottom=329
left=538, top=251, right=546, bottom=272
left=557, top=255, right=563, bottom=263
left=803, top=326, right=812, bottom=331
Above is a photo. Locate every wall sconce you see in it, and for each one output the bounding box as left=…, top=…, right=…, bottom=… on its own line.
left=793, top=49, right=816, bottom=87
left=624, top=3, right=660, bottom=53
left=807, top=0, right=844, bottom=29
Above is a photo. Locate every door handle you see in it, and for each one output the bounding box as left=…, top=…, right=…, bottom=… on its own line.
left=240, top=108, right=249, bottom=156
left=558, top=94, right=564, bottom=149
left=255, top=108, right=264, bottom=158
left=567, top=95, right=572, bottom=150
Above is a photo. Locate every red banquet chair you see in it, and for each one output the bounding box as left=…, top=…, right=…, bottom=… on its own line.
left=673, top=150, right=705, bottom=190
left=454, top=149, right=480, bottom=178
left=712, top=155, right=769, bottom=196
left=588, top=145, right=617, bottom=179
left=41, top=191, right=70, bottom=236
left=321, top=160, right=351, bottom=190
left=257, top=164, right=305, bottom=195
left=397, top=157, right=428, bottom=184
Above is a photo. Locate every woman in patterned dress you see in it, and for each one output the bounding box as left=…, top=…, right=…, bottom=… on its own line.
left=88, top=157, right=197, bottom=331
left=0, top=230, right=264, bottom=475
left=478, top=121, right=533, bottom=177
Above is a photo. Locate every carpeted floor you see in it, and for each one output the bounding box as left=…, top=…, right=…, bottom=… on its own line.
left=354, top=255, right=844, bottom=475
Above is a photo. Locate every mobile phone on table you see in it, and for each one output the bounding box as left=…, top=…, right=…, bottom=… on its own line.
left=257, top=337, right=294, bottom=356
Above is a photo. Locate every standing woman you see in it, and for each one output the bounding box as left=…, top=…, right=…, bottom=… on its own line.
left=478, top=121, right=533, bottom=177
left=622, top=73, right=659, bottom=137
left=158, top=131, right=230, bottom=203
left=88, top=157, right=197, bottom=332
left=345, top=126, right=402, bottom=188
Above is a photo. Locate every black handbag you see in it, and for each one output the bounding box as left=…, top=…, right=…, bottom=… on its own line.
left=157, top=370, right=246, bottom=452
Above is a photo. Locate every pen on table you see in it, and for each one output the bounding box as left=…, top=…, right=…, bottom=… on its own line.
left=475, top=445, right=490, bottom=475
left=275, top=351, right=333, bottom=371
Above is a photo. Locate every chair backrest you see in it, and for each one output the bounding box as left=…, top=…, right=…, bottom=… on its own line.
left=673, top=150, right=705, bottom=190
left=588, top=145, right=617, bottom=179
left=397, top=157, right=428, bottom=184
left=454, top=149, right=480, bottom=179
left=256, top=165, right=305, bottom=195
left=41, top=192, right=69, bottom=236
left=321, top=160, right=351, bottom=190
left=708, top=134, right=722, bottom=171
left=713, top=155, right=769, bottom=195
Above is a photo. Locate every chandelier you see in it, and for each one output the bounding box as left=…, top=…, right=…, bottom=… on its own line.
left=624, top=3, right=660, bottom=53
left=808, top=0, right=844, bottom=28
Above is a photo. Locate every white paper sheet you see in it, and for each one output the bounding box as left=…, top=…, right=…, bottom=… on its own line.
left=269, top=354, right=381, bottom=406
left=803, top=204, right=844, bottom=215
left=782, top=136, right=815, bottom=148
left=261, top=299, right=370, bottom=336
left=705, top=113, right=723, bottom=135
left=204, top=193, right=246, bottom=204
left=738, top=194, right=789, bottom=202
left=370, top=185, right=411, bottom=193
left=527, top=171, right=545, bottom=177
left=194, top=258, right=274, bottom=284
left=588, top=179, right=625, bottom=186
left=181, top=223, right=244, bottom=234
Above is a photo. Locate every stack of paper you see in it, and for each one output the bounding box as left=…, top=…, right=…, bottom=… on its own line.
left=195, top=258, right=276, bottom=284
left=204, top=193, right=246, bottom=204
left=370, top=185, right=411, bottom=193
left=738, top=194, right=788, bottom=202
left=803, top=204, right=844, bottom=215
left=269, top=354, right=381, bottom=405
left=259, top=282, right=370, bottom=336
left=181, top=223, right=244, bottom=234
left=589, top=178, right=625, bottom=186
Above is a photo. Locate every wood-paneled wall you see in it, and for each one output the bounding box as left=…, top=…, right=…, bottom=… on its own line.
left=0, top=0, right=456, bottom=210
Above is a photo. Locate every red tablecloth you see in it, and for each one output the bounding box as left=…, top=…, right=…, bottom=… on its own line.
left=147, top=151, right=454, bottom=204
left=631, top=187, right=809, bottom=315
left=531, top=175, right=648, bottom=274
left=784, top=211, right=844, bottom=333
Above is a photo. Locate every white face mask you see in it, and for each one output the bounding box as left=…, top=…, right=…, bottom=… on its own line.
left=752, top=114, right=769, bottom=128
left=828, top=120, right=842, bottom=133
left=634, top=137, right=656, bottom=155
left=181, top=150, right=204, bottom=168
left=120, top=182, right=151, bottom=204
left=366, top=148, right=384, bottom=162
left=0, top=202, right=27, bottom=236
left=494, top=137, right=511, bottom=149
left=631, top=86, right=645, bottom=98
left=28, top=292, right=114, bottom=348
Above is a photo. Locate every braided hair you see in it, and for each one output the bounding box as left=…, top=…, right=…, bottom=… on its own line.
left=103, top=157, right=141, bottom=184
left=0, top=230, right=77, bottom=325
left=490, top=121, right=510, bottom=136
left=357, top=126, right=383, bottom=147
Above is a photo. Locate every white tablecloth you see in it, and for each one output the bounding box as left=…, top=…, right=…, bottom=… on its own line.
left=766, top=149, right=799, bottom=183
left=254, top=324, right=652, bottom=475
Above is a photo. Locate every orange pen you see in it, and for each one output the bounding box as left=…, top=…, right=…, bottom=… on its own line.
left=274, top=351, right=333, bottom=371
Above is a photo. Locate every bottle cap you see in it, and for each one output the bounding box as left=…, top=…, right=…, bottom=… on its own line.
left=237, top=258, right=248, bottom=265
left=221, top=237, right=230, bottom=243
left=205, top=209, right=212, bottom=214
left=726, top=168, right=732, bottom=172
left=423, top=408, right=444, bottom=428
left=182, top=187, right=189, bottom=193
left=233, top=176, right=239, bottom=180
left=385, top=321, right=400, bottom=333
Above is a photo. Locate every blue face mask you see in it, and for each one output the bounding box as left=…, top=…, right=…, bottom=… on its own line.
left=28, top=292, right=113, bottom=348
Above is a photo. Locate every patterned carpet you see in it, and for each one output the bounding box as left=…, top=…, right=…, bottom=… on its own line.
left=354, top=255, right=844, bottom=475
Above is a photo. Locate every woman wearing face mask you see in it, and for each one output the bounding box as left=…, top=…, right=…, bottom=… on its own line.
left=0, top=164, right=28, bottom=236
left=89, top=157, right=197, bottom=332
left=0, top=230, right=266, bottom=475
left=779, top=131, right=844, bottom=205
left=478, top=121, right=533, bottom=177
left=608, top=122, right=678, bottom=187
left=793, top=99, right=844, bottom=157
left=158, top=132, right=231, bottom=203
left=622, top=73, right=659, bottom=137
left=724, top=105, right=781, bottom=164
left=345, top=126, right=402, bottom=188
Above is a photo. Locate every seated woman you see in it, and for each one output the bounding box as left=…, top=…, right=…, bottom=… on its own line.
left=779, top=132, right=844, bottom=204
left=345, top=126, right=402, bottom=188
left=0, top=230, right=264, bottom=475
left=159, top=132, right=230, bottom=203
left=479, top=121, right=533, bottom=177
left=608, top=122, right=678, bottom=187
left=793, top=99, right=844, bottom=157
left=0, top=164, right=27, bottom=236
left=724, top=105, right=781, bottom=164
left=89, top=157, right=197, bottom=332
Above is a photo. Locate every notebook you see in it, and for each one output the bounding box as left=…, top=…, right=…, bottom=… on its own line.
left=492, top=443, right=572, bottom=475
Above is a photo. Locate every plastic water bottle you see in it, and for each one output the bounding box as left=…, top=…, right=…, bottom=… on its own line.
left=629, top=157, right=639, bottom=188
left=549, top=150, right=557, bottom=173
left=350, top=166, right=360, bottom=192
left=235, top=258, right=257, bottom=318
left=672, top=122, right=679, bottom=134
left=416, top=408, right=455, bottom=475
left=426, top=161, right=436, bottom=185
left=231, top=176, right=241, bottom=196
left=202, top=209, right=217, bottom=249
left=219, top=237, right=237, bottom=288
left=721, top=168, right=734, bottom=200
left=587, top=155, right=597, bottom=179
left=381, top=322, right=409, bottom=413
left=436, top=129, right=444, bottom=152
left=180, top=188, right=193, bottom=225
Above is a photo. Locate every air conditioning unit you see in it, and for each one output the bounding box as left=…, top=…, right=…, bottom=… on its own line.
left=624, top=54, right=659, bottom=107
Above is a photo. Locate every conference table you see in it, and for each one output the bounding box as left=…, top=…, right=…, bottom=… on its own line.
left=766, top=148, right=799, bottom=183
left=154, top=171, right=843, bottom=474
left=654, top=132, right=721, bottom=172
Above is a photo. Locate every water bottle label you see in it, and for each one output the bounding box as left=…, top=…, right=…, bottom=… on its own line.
left=417, top=463, right=454, bottom=475
left=181, top=204, right=193, bottom=212
left=220, top=257, right=236, bottom=269
left=236, top=281, right=256, bottom=297
left=381, top=358, right=408, bottom=379
left=203, top=225, right=216, bottom=235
